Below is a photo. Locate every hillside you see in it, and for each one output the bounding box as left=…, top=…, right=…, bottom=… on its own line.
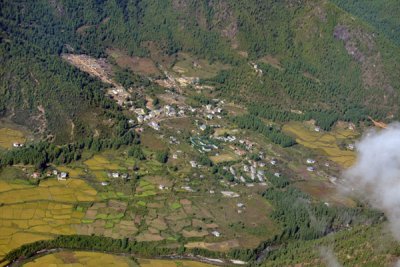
left=0, top=0, right=400, bottom=266
left=1, top=0, right=400, bottom=138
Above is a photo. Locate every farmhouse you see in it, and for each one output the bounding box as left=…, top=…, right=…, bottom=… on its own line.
left=12, top=142, right=24, bottom=148
left=211, top=230, right=221, bottom=237
left=221, top=191, right=240, bottom=198
left=57, top=172, right=68, bottom=181
left=148, top=121, right=160, bottom=131
left=306, top=158, right=316, bottom=164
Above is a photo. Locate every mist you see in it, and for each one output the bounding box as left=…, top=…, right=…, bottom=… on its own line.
left=343, top=123, right=400, bottom=240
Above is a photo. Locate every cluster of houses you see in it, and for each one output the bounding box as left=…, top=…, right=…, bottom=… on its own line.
left=190, top=136, right=218, bottom=153
left=134, top=103, right=188, bottom=123
left=12, top=142, right=24, bottom=148
left=237, top=202, right=246, bottom=214
left=202, top=103, right=223, bottom=120
left=107, top=172, right=129, bottom=180
left=31, top=169, right=69, bottom=181
left=242, top=162, right=266, bottom=182
left=306, top=158, right=316, bottom=172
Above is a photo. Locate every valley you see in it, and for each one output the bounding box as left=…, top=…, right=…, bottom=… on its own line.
left=1, top=0, right=400, bottom=266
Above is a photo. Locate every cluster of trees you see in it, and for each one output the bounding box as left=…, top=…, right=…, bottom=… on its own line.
left=263, top=182, right=382, bottom=242
left=0, top=37, right=130, bottom=143
left=0, top=131, right=139, bottom=170
left=155, top=150, right=169, bottom=163
left=3, top=234, right=229, bottom=264
left=232, top=115, right=296, bottom=147
left=128, top=145, right=146, bottom=160
left=114, top=69, right=151, bottom=88
left=0, top=0, right=239, bottom=62
left=332, top=0, right=400, bottom=46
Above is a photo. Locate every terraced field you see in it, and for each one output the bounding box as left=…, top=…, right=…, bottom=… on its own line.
left=138, top=259, right=215, bottom=267
left=283, top=122, right=357, bottom=167
left=24, top=251, right=137, bottom=267
left=23, top=251, right=216, bottom=267
left=0, top=179, right=98, bottom=259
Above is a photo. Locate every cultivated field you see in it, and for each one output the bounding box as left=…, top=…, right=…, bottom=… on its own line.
left=0, top=128, right=25, bottom=149
left=138, top=259, right=215, bottom=267
left=0, top=179, right=98, bottom=259
left=283, top=122, right=357, bottom=167
left=24, top=251, right=137, bottom=267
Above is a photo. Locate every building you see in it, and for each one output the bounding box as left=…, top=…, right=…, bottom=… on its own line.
left=237, top=203, right=245, bottom=208
left=57, top=172, right=68, bottom=181
left=306, top=158, right=316, bottom=164
left=13, top=142, right=24, bottom=148
left=190, top=161, right=197, bottom=168
left=221, top=191, right=240, bottom=198
left=148, top=121, right=160, bottom=131
left=211, top=230, right=221, bottom=237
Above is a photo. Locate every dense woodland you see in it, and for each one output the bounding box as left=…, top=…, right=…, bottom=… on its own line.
left=1, top=0, right=400, bottom=137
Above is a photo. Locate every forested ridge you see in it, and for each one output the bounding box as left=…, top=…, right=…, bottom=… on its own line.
left=1, top=0, right=400, bottom=136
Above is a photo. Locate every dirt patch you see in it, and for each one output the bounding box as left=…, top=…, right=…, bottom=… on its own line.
left=182, top=229, right=209, bottom=238
left=76, top=25, right=92, bottom=34
left=141, top=132, right=168, bottom=151
left=185, top=239, right=239, bottom=252
left=62, top=54, right=114, bottom=85
left=260, top=55, right=283, bottom=70
left=136, top=233, right=164, bottom=242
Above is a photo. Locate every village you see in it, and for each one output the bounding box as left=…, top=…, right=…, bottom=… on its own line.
left=0, top=50, right=361, bottom=262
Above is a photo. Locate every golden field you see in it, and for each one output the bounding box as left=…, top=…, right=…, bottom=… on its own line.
left=283, top=122, right=356, bottom=167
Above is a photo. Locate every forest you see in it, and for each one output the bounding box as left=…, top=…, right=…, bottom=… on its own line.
left=1, top=0, right=400, bottom=136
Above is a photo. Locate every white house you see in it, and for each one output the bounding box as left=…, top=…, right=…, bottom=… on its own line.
left=306, top=158, right=316, bottom=164
left=211, top=230, right=221, bottom=237
left=57, top=172, right=68, bottom=181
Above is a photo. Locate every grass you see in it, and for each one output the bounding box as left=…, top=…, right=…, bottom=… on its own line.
left=210, top=153, right=239, bottom=164
left=141, top=132, right=168, bottom=151
left=170, top=202, right=182, bottom=210
left=0, top=128, right=25, bottom=149
left=173, top=52, right=230, bottom=79
left=107, top=48, right=160, bottom=76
